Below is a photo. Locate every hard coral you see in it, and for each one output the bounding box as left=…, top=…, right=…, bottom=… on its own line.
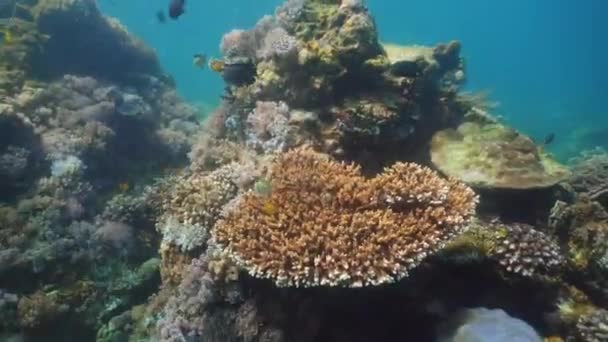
left=158, top=164, right=239, bottom=252
left=492, top=222, right=563, bottom=278
left=431, top=121, right=570, bottom=189
left=213, top=147, right=478, bottom=287
left=575, top=308, right=608, bottom=342
left=569, top=148, right=608, bottom=206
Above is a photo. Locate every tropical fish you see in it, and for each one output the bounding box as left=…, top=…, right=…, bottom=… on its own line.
left=208, top=58, right=225, bottom=72
left=193, top=53, right=206, bottom=69
left=168, top=0, right=185, bottom=20
left=220, top=58, right=256, bottom=86
left=543, top=132, right=555, bottom=145
left=117, top=181, right=130, bottom=193
left=261, top=200, right=277, bottom=216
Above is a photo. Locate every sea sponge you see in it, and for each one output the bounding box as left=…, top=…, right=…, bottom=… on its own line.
left=213, top=147, right=478, bottom=287
left=430, top=122, right=570, bottom=189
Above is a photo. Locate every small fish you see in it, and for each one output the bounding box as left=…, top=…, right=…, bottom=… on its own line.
left=117, top=181, right=130, bottom=193
left=221, top=59, right=256, bottom=86
left=543, top=132, right=555, bottom=145
left=261, top=200, right=277, bottom=216
left=155, top=10, right=166, bottom=23
left=208, top=58, right=225, bottom=72
left=193, top=53, right=206, bottom=69
left=1, top=29, right=12, bottom=44
left=168, top=0, right=185, bottom=20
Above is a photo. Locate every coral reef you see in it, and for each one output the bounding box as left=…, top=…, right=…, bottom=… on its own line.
left=210, top=0, right=467, bottom=172
left=214, top=147, right=478, bottom=287
left=2, top=0, right=606, bottom=340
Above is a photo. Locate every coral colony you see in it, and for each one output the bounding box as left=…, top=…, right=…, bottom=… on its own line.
left=0, top=0, right=608, bottom=341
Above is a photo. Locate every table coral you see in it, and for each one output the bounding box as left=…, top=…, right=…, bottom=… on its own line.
left=213, top=146, right=478, bottom=287
left=431, top=121, right=570, bottom=189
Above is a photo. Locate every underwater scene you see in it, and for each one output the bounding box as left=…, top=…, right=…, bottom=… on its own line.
left=0, top=0, right=606, bottom=341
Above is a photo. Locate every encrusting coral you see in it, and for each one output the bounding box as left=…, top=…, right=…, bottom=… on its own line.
left=213, top=146, right=478, bottom=287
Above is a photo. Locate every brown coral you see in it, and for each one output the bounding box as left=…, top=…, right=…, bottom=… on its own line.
left=213, top=147, right=478, bottom=287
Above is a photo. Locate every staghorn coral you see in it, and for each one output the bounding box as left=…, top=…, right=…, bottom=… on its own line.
left=575, top=308, right=608, bottom=342
left=492, top=223, right=563, bottom=278
left=213, top=147, right=478, bottom=287
left=431, top=121, right=570, bottom=189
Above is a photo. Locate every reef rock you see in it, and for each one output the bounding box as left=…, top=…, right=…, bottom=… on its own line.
left=430, top=121, right=570, bottom=189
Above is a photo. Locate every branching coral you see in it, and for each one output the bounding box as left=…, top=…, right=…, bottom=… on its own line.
left=213, top=147, right=478, bottom=287
left=157, top=164, right=240, bottom=252
left=569, top=148, right=608, bottom=206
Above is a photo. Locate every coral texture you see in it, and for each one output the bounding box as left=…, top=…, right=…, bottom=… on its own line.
left=431, top=121, right=570, bottom=189
left=575, top=308, right=608, bottom=342
left=492, top=223, right=563, bottom=277
left=569, top=148, right=608, bottom=206
left=213, top=147, right=478, bottom=287
left=158, top=164, right=239, bottom=252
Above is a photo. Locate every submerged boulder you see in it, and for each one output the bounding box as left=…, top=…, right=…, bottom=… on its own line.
left=430, top=121, right=570, bottom=189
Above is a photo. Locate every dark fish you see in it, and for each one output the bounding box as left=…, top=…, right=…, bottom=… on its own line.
left=156, top=10, right=166, bottom=23
left=543, top=133, right=555, bottom=145
left=168, top=0, right=185, bottom=20
left=221, top=60, right=256, bottom=86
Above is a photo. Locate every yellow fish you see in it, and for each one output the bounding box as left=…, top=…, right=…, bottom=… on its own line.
left=208, top=58, right=225, bottom=73
left=261, top=200, right=276, bottom=216
left=117, top=181, right=130, bottom=193
left=1, top=29, right=12, bottom=44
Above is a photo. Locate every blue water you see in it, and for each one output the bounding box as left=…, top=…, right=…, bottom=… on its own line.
left=99, top=0, right=607, bottom=159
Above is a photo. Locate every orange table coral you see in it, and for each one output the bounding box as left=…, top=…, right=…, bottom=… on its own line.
left=213, top=147, right=478, bottom=287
